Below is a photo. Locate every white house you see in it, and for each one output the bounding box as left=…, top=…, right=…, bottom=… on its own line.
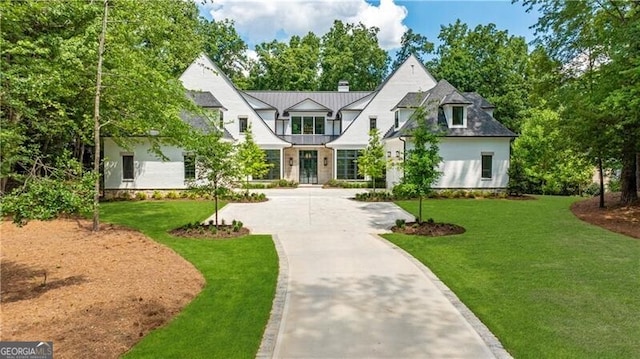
left=103, top=54, right=516, bottom=193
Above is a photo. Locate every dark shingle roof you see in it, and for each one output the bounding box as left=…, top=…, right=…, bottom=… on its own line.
left=244, top=91, right=372, bottom=120
left=385, top=80, right=516, bottom=139
left=179, top=111, right=234, bottom=140
left=186, top=90, right=225, bottom=109
left=392, top=92, right=429, bottom=110
left=441, top=91, right=472, bottom=105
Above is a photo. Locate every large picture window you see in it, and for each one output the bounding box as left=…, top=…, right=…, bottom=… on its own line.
left=257, top=150, right=281, bottom=180
left=291, top=116, right=324, bottom=135
left=122, top=155, right=134, bottom=180
left=336, top=150, right=363, bottom=180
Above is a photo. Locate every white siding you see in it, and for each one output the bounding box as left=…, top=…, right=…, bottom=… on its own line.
left=387, top=137, right=512, bottom=189
left=384, top=138, right=406, bottom=188
left=330, top=55, right=437, bottom=147
left=103, top=138, right=190, bottom=190
left=179, top=55, right=288, bottom=147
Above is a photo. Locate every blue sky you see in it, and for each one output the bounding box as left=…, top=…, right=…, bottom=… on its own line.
left=198, top=0, right=540, bottom=54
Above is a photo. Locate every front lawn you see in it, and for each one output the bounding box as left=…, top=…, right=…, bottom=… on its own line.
left=386, top=196, right=640, bottom=359
left=101, top=200, right=278, bottom=359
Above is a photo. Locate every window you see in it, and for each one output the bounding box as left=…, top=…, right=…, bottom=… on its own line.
left=219, top=110, right=224, bottom=129
left=452, top=106, right=464, bottom=126
left=336, top=150, right=363, bottom=180
left=291, top=116, right=325, bottom=135
left=184, top=155, right=195, bottom=180
left=394, top=111, right=399, bottom=128
left=258, top=150, right=281, bottom=180
left=482, top=154, right=493, bottom=179
left=239, top=117, right=248, bottom=133
left=369, top=117, right=377, bottom=130
left=122, top=155, right=134, bottom=180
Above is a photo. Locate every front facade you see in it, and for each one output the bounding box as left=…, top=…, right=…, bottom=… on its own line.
left=103, top=54, right=515, bottom=192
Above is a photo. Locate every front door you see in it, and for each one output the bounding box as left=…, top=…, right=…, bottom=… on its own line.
left=299, top=150, right=318, bottom=184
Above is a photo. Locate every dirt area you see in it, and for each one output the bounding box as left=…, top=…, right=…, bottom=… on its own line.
left=571, top=193, right=640, bottom=239
left=0, top=219, right=205, bottom=359
left=391, top=221, right=466, bottom=236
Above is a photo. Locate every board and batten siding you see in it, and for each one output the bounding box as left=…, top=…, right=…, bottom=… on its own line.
left=103, top=138, right=191, bottom=190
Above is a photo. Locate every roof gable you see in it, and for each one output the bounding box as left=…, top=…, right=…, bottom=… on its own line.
left=286, top=98, right=331, bottom=112
left=244, top=91, right=372, bottom=120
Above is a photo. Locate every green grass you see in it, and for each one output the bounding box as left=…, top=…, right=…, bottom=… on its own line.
left=100, top=200, right=278, bottom=359
left=386, top=196, right=640, bottom=359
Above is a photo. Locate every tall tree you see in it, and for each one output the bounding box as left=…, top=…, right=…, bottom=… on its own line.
left=250, top=33, right=321, bottom=90
left=319, top=20, right=389, bottom=91
left=391, top=29, right=434, bottom=71
left=236, top=125, right=271, bottom=194
left=358, top=129, right=386, bottom=192
left=199, top=18, right=251, bottom=89
left=0, top=0, right=204, bottom=226
left=402, top=107, right=442, bottom=223
left=428, top=20, right=530, bottom=132
left=521, top=0, right=640, bottom=204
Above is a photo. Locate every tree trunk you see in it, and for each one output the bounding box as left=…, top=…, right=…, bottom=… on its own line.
left=92, top=0, right=108, bottom=232
left=418, top=196, right=423, bottom=223
left=620, top=135, right=638, bottom=205
left=598, top=157, right=605, bottom=209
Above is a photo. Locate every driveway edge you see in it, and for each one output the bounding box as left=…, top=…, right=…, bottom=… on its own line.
left=373, top=234, right=514, bottom=359
left=256, top=234, right=289, bottom=359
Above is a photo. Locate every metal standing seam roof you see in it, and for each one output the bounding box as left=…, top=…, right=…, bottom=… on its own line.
left=385, top=79, right=516, bottom=139
left=243, top=91, right=372, bottom=120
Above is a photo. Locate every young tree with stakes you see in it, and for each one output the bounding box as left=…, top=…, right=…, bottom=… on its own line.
left=403, top=106, right=442, bottom=223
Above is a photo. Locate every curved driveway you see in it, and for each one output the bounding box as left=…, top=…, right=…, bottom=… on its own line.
left=214, top=188, right=508, bottom=359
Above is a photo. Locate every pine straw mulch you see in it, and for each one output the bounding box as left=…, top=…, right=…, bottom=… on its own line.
left=570, top=193, right=640, bottom=239
left=0, top=219, right=205, bottom=359
left=391, top=221, right=466, bottom=236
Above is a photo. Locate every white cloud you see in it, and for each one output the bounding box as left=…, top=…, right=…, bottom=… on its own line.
left=201, top=0, right=408, bottom=50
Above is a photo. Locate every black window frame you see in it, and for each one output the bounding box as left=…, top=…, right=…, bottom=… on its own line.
left=394, top=111, right=399, bottom=128
left=122, top=155, right=134, bottom=180
left=481, top=154, right=493, bottom=179
left=239, top=116, right=248, bottom=133
left=258, top=150, right=281, bottom=180
left=369, top=117, right=377, bottom=131
left=336, top=150, right=363, bottom=180
left=184, top=154, right=196, bottom=180
left=452, top=106, right=464, bottom=126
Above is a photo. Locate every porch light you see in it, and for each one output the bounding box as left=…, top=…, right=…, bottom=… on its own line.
left=387, top=151, right=391, bottom=158
left=289, top=157, right=293, bottom=166
left=396, top=151, right=401, bottom=159
left=323, top=157, right=328, bottom=166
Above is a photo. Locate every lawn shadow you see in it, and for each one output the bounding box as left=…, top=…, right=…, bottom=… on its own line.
left=1, top=260, right=88, bottom=303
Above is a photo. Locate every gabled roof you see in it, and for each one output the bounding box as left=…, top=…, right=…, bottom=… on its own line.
left=244, top=91, right=372, bottom=120
left=186, top=90, right=226, bottom=109
left=285, top=98, right=331, bottom=112
left=392, top=92, right=429, bottom=110
left=441, top=90, right=472, bottom=105
left=385, top=80, right=516, bottom=139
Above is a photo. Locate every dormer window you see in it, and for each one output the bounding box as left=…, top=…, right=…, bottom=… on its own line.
left=452, top=106, right=464, bottom=126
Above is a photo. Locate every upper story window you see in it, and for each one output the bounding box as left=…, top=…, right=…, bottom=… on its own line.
left=292, top=116, right=325, bottom=135
left=394, top=111, right=399, bottom=128
left=452, top=106, right=464, bottom=126
left=239, top=116, right=248, bottom=133
left=369, top=116, right=377, bottom=130
left=219, top=110, right=224, bottom=128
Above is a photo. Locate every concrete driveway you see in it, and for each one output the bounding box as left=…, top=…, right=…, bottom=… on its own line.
left=214, top=188, right=509, bottom=359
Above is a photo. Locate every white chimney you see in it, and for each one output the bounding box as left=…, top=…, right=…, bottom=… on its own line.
left=338, top=80, right=349, bottom=92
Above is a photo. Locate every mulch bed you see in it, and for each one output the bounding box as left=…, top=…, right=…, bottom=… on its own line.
left=169, top=224, right=250, bottom=239
left=571, top=193, right=640, bottom=239
left=391, top=222, right=466, bottom=236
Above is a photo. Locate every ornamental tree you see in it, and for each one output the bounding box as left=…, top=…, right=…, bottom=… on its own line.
left=358, top=129, right=387, bottom=192
left=402, top=107, right=442, bottom=223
